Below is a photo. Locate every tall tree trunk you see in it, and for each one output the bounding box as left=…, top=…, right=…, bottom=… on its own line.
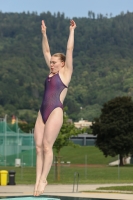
left=119, top=154, right=124, bottom=166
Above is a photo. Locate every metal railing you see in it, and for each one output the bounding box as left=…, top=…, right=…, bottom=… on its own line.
left=73, top=171, right=79, bottom=192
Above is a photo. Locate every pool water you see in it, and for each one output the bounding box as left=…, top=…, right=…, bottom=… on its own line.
left=0, top=196, right=118, bottom=200
left=46, top=196, right=117, bottom=200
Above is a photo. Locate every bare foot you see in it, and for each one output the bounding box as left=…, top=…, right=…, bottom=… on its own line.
left=36, top=179, right=48, bottom=196
left=33, top=183, right=38, bottom=196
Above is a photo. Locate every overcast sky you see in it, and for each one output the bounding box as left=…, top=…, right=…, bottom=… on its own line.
left=0, top=0, right=133, bottom=18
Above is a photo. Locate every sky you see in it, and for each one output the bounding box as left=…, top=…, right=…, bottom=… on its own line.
left=0, top=0, right=133, bottom=18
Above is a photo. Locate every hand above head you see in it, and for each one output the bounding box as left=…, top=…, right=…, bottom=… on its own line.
left=41, top=20, right=47, bottom=34
left=70, top=20, right=76, bottom=30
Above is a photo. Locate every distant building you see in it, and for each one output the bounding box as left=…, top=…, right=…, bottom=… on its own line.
left=74, top=118, right=92, bottom=129
left=72, top=119, right=96, bottom=145
left=70, top=133, right=96, bottom=146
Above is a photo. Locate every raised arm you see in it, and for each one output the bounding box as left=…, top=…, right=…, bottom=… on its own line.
left=41, top=20, right=51, bottom=68
left=65, top=20, right=76, bottom=74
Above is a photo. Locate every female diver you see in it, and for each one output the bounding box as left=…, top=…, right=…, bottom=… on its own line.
left=34, top=19, right=76, bottom=196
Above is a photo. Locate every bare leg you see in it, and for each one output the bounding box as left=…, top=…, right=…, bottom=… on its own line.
left=34, top=111, right=45, bottom=196
left=36, top=108, right=63, bottom=196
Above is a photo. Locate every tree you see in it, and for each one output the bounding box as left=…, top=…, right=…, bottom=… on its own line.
left=54, top=112, right=80, bottom=156
left=1, top=12, right=133, bottom=122
left=53, top=111, right=80, bottom=180
left=91, top=96, right=133, bottom=166
left=18, top=121, right=35, bottom=133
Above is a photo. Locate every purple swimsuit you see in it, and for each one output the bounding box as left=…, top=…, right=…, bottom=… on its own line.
left=40, top=73, right=68, bottom=124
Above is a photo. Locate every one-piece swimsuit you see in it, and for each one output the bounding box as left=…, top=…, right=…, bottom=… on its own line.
left=40, top=73, right=68, bottom=124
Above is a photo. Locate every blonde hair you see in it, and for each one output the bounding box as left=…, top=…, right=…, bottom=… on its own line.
left=52, top=53, right=66, bottom=62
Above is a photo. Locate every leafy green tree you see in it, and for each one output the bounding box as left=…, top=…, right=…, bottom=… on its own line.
left=54, top=112, right=80, bottom=157
left=1, top=12, right=133, bottom=121
left=81, top=127, right=92, bottom=134
left=18, top=122, right=35, bottom=133
left=91, top=96, right=133, bottom=166
left=53, top=111, right=80, bottom=180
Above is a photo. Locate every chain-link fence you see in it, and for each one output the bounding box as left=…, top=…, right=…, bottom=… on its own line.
left=1, top=116, right=133, bottom=184
left=0, top=117, right=97, bottom=167
left=0, top=117, right=35, bottom=167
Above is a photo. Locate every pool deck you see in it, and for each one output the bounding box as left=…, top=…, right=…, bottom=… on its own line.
left=0, top=184, right=133, bottom=200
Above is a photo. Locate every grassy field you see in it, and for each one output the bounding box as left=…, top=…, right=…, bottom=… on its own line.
left=0, top=165, right=133, bottom=185
left=97, top=185, right=133, bottom=192
left=4, top=146, right=118, bottom=166
left=0, top=146, right=133, bottom=185
left=55, top=146, right=117, bottom=164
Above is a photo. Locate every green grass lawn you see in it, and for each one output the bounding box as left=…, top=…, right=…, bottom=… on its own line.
left=57, top=146, right=117, bottom=164
left=1, top=165, right=133, bottom=185
left=1, top=146, right=133, bottom=185
left=97, top=185, right=133, bottom=192
left=4, top=146, right=118, bottom=166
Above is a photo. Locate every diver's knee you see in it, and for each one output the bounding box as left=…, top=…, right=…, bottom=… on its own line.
left=36, top=145, right=43, bottom=154
left=43, top=144, right=51, bottom=154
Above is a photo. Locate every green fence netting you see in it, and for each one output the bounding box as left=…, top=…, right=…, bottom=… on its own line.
left=0, top=120, right=35, bottom=167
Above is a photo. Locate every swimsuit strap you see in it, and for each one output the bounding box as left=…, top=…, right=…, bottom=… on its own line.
left=49, top=71, right=59, bottom=76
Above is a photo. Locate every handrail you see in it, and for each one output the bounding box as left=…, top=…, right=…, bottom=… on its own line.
left=73, top=171, right=79, bottom=192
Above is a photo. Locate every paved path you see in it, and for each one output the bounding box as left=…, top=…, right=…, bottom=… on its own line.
left=0, top=184, right=133, bottom=200
left=109, top=157, right=131, bottom=166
